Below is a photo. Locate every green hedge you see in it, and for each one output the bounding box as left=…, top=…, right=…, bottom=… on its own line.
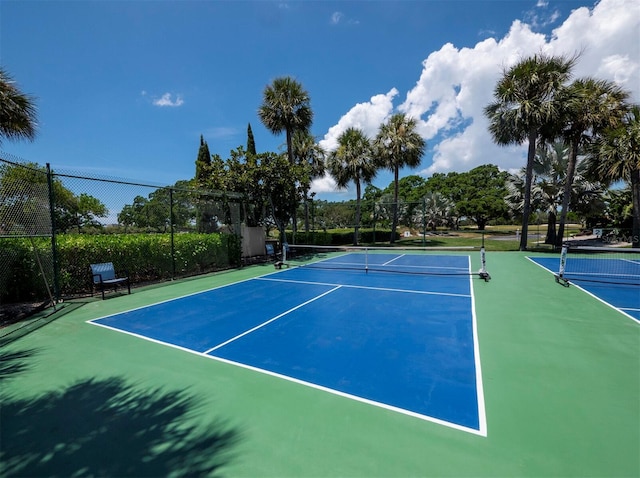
left=0, top=237, right=53, bottom=304
left=1, top=233, right=241, bottom=303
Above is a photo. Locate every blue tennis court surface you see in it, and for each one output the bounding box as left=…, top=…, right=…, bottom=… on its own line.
left=529, top=255, right=640, bottom=322
left=90, top=252, right=487, bottom=435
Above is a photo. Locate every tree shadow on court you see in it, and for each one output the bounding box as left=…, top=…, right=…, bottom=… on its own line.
left=1, top=376, right=242, bottom=477
left=0, top=347, right=38, bottom=380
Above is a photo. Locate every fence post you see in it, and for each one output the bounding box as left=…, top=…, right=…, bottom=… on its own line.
left=422, top=197, right=426, bottom=246
left=170, top=187, right=176, bottom=280
left=46, top=163, right=60, bottom=301
left=373, top=200, right=377, bottom=244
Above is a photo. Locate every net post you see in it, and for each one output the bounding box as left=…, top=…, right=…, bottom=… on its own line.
left=556, top=243, right=570, bottom=287
left=479, top=233, right=490, bottom=281
left=365, top=247, right=368, bottom=274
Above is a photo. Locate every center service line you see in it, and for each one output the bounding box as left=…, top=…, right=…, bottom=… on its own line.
left=204, top=285, right=343, bottom=354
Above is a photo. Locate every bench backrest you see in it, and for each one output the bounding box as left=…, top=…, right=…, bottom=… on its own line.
left=91, top=262, right=116, bottom=282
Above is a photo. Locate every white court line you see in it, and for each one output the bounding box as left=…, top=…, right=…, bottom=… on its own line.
left=526, top=256, right=640, bottom=325
left=89, top=317, right=486, bottom=436
left=203, top=285, right=342, bottom=354
left=382, top=254, right=405, bottom=266
left=468, top=254, right=487, bottom=437
left=87, top=259, right=486, bottom=436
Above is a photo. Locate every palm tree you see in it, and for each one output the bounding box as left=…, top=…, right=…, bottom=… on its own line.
left=374, top=193, right=407, bottom=232
left=374, top=113, right=425, bottom=243
left=258, top=77, right=313, bottom=240
left=413, top=191, right=455, bottom=232
left=0, top=68, right=37, bottom=144
left=328, top=128, right=377, bottom=245
left=506, top=141, right=603, bottom=244
left=258, top=76, right=313, bottom=165
left=555, top=78, right=629, bottom=246
left=532, top=141, right=569, bottom=244
left=485, top=53, right=576, bottom=250
left=586, top=104, right=640, bottom=248
left=292, top=130, right=325, bottom=232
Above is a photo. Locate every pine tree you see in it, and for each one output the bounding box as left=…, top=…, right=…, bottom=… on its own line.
left=195, top=135, right=211, bottom=187
left=247, top=123, right=256, bottom=156
left=194, top=135, right=213, bottom=232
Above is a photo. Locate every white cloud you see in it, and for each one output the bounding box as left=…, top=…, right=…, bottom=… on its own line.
left=330, top=10, right=359, bottom=26
left=310, top=89, right=397, bottom=195
left=319, top=88, right=397, bottom=153
left=153, top=92, right=184, bottom=107
left=321, top=0, right=639, bottom=181
left=311, top=174, right=339, bottom=194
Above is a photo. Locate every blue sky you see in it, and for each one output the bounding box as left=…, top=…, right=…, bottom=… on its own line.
left=1, top=0, right=638, bottom=201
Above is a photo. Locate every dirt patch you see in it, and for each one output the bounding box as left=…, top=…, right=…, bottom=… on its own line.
left=0, top=302, right=49, bottom=328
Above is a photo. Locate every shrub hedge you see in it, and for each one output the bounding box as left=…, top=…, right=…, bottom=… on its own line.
left=1, top=233, right=241, bottom=302
left=2, top=229, right=390, bottom=303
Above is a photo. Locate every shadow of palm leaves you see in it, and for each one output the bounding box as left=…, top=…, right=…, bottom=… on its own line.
left=0, top=349, right=37, bottom=380
left=1, top=377, right=241, bottom=477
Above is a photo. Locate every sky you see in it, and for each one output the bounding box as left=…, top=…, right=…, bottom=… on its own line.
left=1, top=0, right=638, bottom=201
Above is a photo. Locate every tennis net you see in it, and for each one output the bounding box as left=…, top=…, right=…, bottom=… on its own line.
left=556, top=245, right=640, bottom=287
left=281, top=244, right=491, bottom=281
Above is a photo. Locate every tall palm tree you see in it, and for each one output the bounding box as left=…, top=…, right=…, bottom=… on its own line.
left=0, top=68, right=37, bottom=144
left=258, top=77, right=313, bottom=240
left=258, top=76, right=313, bottom=165
left=292, top=130, right=325, bottom=232
left=555, top=78, right=629, bottom=246
left=485, top=53, right=576, bottom=250
left=586, top=104, right=640, bottom=248
left=374, top=113, right=425, bottom=243
left=328, top=128, right=377, bottom=245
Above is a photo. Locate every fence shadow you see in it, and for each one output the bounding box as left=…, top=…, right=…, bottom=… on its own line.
left=1, top=376, right=242, bottom=477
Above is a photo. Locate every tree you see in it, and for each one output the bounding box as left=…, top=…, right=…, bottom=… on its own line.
left=292, top=130, right=325, bottom=232
left=485, top=53, right=576, bottom=250
left=0, top=68, right=37, bottom=144
left=0, top=161, right=108, bottom=234
left=327, top=128, right=377, bottom=245
left=72, top=193, right=108, bottom=232
left=455, top=165, right=509, bottom=230
left=374, top=113, right=425, bottom=243
left=506, top=142, right=603, bottom=243
left=375, top=194, right=407, bottom=230
left=413, top=192, right=455, bottom=231
left=258, top=76, right=314, bottom=237
left=246, top=123, right=257, bottom=156
left=258, top=76, right=313, bottom=165
left=117, top=181, right=197, bottom=233
left=586, top=104, right=640, bottom=248
left=395, top=175, right=427, bottom=204
left=555, top=78, right=629, bottom=246
left=194, top=136, right=214, bottom=232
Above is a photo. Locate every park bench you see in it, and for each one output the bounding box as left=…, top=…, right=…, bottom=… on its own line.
left=266, top=243, right=290, bottom=269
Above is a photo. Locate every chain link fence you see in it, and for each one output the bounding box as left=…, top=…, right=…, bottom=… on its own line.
left=1, top=153, right=246, bottom=325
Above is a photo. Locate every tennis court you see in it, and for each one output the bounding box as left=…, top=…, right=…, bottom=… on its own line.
left=90, top=249, right=487, bottom=435
left=1, top=249, right=638, bottom=477
left=529, top=246, right=640, bottom=322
